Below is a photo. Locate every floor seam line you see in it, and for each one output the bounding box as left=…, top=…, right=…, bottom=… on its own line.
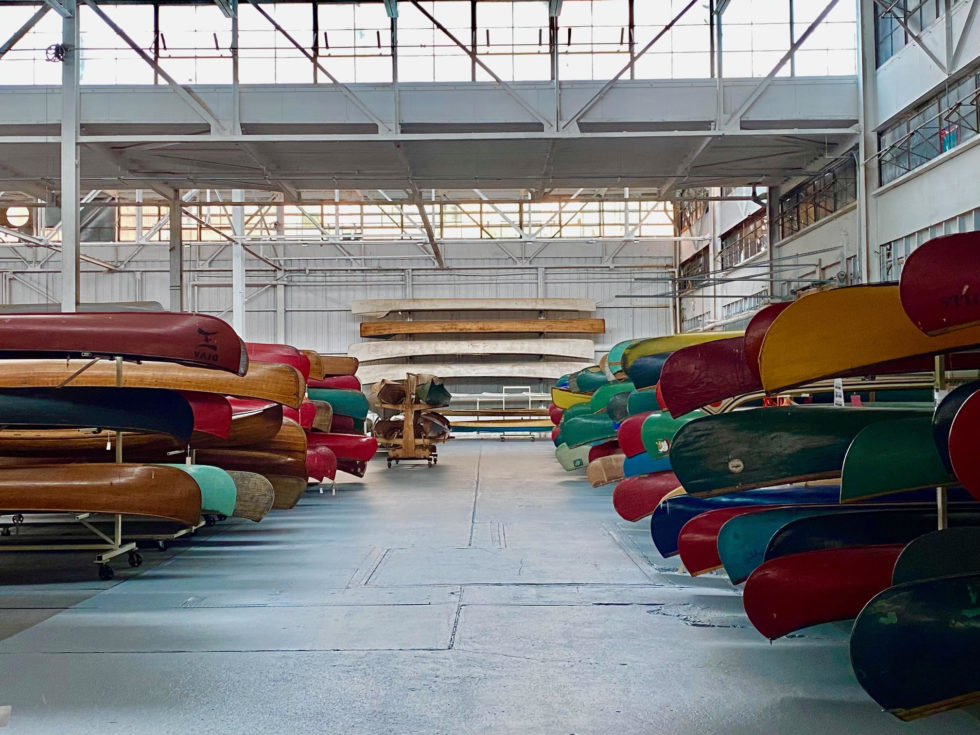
left=466, top=445, right=482, bottom=547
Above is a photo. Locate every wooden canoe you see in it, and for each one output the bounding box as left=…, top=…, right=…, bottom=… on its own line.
left=158, top=464, right=237, bottom=517
left=555, top=443, right=590, bottom=471
left=850, top=572, right=980, bottom=720
left=0, top=428, right=183, bottom=457
left=360, top=318, right=605, bottom=338
left=300, top=350, right=327, bottom=380
left=0, top=359, right=304, bottom=408
left=587, top=453, right=626, bottom=487
left=612, top=470, right=682, bottom=522
left=308, top=375, right=361, bottom=391
left=246, top=342, right=310, bottom=381
left=269, top=474, right=308, bottom=509
left=0, top=387, right=194, bottom=442
left=892, top=527, right=980, bottom=585
left=898, top=232, right=980, bottom=335
left=357, top=361, right=591, bottom=384
left=0, top=463, right=201, bottom=526
left=743, top=545, right=904, bottom=640
left=621, top=332, right=743, bottom=373
left=351, top=297, right=596, bottom=318
left=670, top=406, right=929, bottom=497
left=658, top=337, right=761, bottom=418
left=932, top=381, right=980, bottom=471
left=758, top=284, right=980, bottom=393
left=348, top=338, right=596, bottom=363
left=225, top=470, right=275, bottom=522
left=0, top=312, right=247, bottom=375
left=188, top=403, right=283, bottom=450
left=261, top=418, right=307, bottom=457
left=841, top=416, right=957, bottom=502
left=310, top=400, right=334, bottom=433
left=317, top=355, right=358, bottom=377
left=193, top=449, right=307, bottom=478
left=551, top=387, right=591, bottom=410
left=948, top=388, right=980, bottom=500
left=306, top=388, right=368, bottom=420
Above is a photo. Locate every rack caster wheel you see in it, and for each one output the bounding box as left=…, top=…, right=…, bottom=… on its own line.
left=156, top=540, right=168, bottom=551
left=98, top=564, right=114, bottom=581
left=204, top=515, right=216, bottom=527
left=127, top=551, right=143, bottom=568
left=216, top=514, right=227, bottom=522
left=11, top=514, right=23, bottom=525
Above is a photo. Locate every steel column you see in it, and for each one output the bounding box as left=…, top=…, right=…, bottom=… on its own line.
left=169, top=192, right=183, bottom=311
left=232, top=188, right=246, bottom=335
left=60, top=0, right=80, bottom=313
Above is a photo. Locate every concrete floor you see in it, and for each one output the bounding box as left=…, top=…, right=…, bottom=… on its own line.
left=0, top=441, right=976, bottom=734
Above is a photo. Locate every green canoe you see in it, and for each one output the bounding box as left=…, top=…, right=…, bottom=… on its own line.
left=307, top=388, right=368, bottom=420
left=159, top=463, right=237, bottom=518
left=841, top=416, right=957, bottom=502
left=626, top=389, right=661, bottom=416
left=670, top=406, right=930, bottom=497
left=570, top=366, right=610, bottom=393
left=560, top=401, right=596, bottom=425
left=556, top=442, right=591, bottom=471
left=892, top=527, right=980, bottom=586
left=640, top=410, right=706, bottom=459
left=589, top=381, right=635, bottom=412
left=562, top=412, right=617, bottom=448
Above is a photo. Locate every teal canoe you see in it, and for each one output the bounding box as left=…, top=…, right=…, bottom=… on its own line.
left=562, top=412, right=617, bottom=448
left=626, top=389, right=661, bottom=416
left=307, top=388, right=368, bottom=420
left=159, top=463, right=237, bottom=517
left=571, top=366, right=611, bottom=393
left=589, top=381, right=635, bottom=412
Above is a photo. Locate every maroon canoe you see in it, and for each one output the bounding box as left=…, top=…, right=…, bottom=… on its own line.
left=588, top=440, right=620, bottom=463
left=227, top=397, right=315, bottom=429
left=549, top=404, right=563, bottom=426
left=0, top=312, right=247, bottom=375
left=947, top=388, right=980, bottom=501
left=612, top=470, right=681, bottom=522
left=247, top=342, right=310, bottom=381
left=677, top=506, right=778, bottom=576
left=179, top=391, right=232, bottom=439
left=306, top=443, right=338, bottom=482
left=617, top=411, right=656, bottom=457
left=306, top=431, right=378, bottom=462
left=899, top=232, right=980, bottom=335
left=308, top=375, right=361, bottom=391
left=743, top=545, right=904, bottom=640
left=658, top=337, right=760, bottom=418
left=744, top=303, right=792, bottom=380
left=337, top=458, right=367, bottom=478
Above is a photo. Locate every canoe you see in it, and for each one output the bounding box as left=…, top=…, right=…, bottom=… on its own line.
left=670, top=406, right=929, bottom=497
left=179, top=391, right=232, bottom=439
left=246, top=342, right=310, bottom=381
left=331, top=415, right=358, bottom=435
left=617, top=411, right=656, bottom=457
left=840, top=416, right=957, bottom=502
left=418, top=412, right=451, bottom=439
left=758, top=284, right=980, bottom=393
left=225, top=470, right=275, bottom=522
left=549, top=404, right=563, bottom=426
left=0, top=463, right=201, bottom=526
left=662, top=484, right=845, bottom=562
left=657, top=337, right=760, bottom=418
left=551, top=387, right=591, bottom=410
left=562, top=412, right=617, bottom=448
left=556, top=443, right=590, bottom=471
left=677, top=506, right=781, bottom=575
left=0, top=387, right=194, bottom=442
left=612, top=470, right=681, bottom=522
left=639, top=410, right=705, bottom=459
left=351, top=297, right=596, bottom=318
left=159, top=464, right=237, bottom=517
left=306, top=388, right=368, bottom=420
left=308, top=375, right=360, bottom=391
left=347, top=338, right=596, bottom=363
left=283, top=401, right=315, bottom=430
left=589, top=381, right=634, bottom=412
left=623, top=452, right=670, bottom=478
left=588, top=441, right=620, bottom=463
left=743, top=303, right=792, bottom=379
left=360, top=318, right=605, bottom=338
left=743, top=545, right=904, bottom=640
left=556, top=374, right=570, bottom=389
left=0, top=428, right=182, bottom=457
left=892, top=527, right=980, bottom=585
left=932, top=380, right=980, bottom=471
left=568, top=366, right=607, bottom=393
left=262, top=418, right=307, bottom=458
left=300, top=350, right=327, bottom=381
left=306, top=432, right=378, bottom=462
left=336, top=458, right=367, bottom=478
left=306, top=445, right=329, bottom=482
left=850, top=572, right=980, bottom=720
left=627, top=388, right=662, bottom=417
left=948, top=388, right=980, bottom=500
left=898, top=231, right=980, bottom=335
left=623, top=352, right=671, bottom=390
left=765, top=505, right=980, bottom=562
left=193, top=449, right=307, bottom=479
left=621, top=332, right=744, bottom=373
left=587, top=453, right=626, bottom=487
left=606, top=393, right=630, bottom=425
left=606, top=339, right=642, bottom=376
left=414, top=375, right=452, bottom=407
left=321, top=355, right=358, bottom=377
left=0, top=360, right=304, bottom=408
left=269, top=474, right=308, bottom=509
left=316, top=444, right=338, bottom=481
left=310, top=400, right=334, bottom=433
left=188, top=403, right=283, bottom=450
left=356, top=361, right=592, bottom=384
left=0, top=312, right=247, bottom=375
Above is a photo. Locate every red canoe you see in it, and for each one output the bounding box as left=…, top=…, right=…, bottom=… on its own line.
left=306, top=443, right=337, bottom=482
left=284, top=401, right=316, bottom=430
left=677, top=506, right=778, bottom=576
left=743, top=545, right=904, bottom=640
left=549, top=404, right=564, bottom=426
left=612, top=470, right=681, bottom=522
left=588, top=440, right=620, bottom=463
left=899, top=232, right=980, bottom=335
left=247, top=342, right=310, bottom=381
left=331, top=415, right=357, bottom=434
left=179, top=391, right=232, bottom=439
left=0, top=312, right=247, bottom=374
left=337, top=458, right=367, bottom=477
left=617, top=411, right=656, bottom=457
left=658, top=337, right=760, bottom=418
left=744, top=303, right=792, bottom=379
left=947, top=388, right=980, bottom=501
left=306, top=431, right=378, bottom=462
left=308, top=375, right=361, bottom=391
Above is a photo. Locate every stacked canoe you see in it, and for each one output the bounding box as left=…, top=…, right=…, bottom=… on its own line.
left=600, top=231, right=980, bottom=722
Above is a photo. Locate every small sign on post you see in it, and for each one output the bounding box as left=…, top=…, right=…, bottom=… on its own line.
left=833, top=378, right=844, bottom=407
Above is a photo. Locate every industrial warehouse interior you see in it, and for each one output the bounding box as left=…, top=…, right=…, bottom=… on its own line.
left=0, top=0, right=978, bottom=732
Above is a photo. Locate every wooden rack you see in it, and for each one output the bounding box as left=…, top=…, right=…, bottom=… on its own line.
left=375, top=373, right=449, bottom=468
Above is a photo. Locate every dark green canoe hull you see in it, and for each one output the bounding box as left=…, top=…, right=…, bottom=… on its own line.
left=892, top=527, right=980, bottom=585
left=562, top=412, right=617, bottom=448
left=626, top=389, right=661, bottom=416
left=589, top=381, right=635, bottom=412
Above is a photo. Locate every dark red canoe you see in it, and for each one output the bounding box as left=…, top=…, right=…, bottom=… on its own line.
left=947, top=389, right=980, bottom=501
left=616, top=411, right=655, bottom=457
left=658, top=337, right=760, bottom=418
left=308, top=375, right=361, bottom=391
left=0, top=312, right=247, bottom=374
left=306, top=431, right=378, bottom=462
left=179, top=391, right=232, bottom=439
left=247, top=342, right=310, bottom=381
left=743, top=545, right=904, bottom=640
left=588, top=440, right=620, bottom=463
left=899, top=232, right=980, bottom=335
left=337, top=458, right=367, bottom=477
left=612, top=470, right=681, bottom=522
left=677, top=506, right=779, bottom=576
left=744, top=303, right=792, bottom=379
left=549, top=404, right=563, bottom=426
left=306, top=443, right=337, bottom=482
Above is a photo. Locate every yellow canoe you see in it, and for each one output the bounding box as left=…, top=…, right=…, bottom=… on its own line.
left=551, top=387, right=592, bottom=410
left=622, top=332, right=745, bottom=371
left=759, top=284, right=980, bottom=393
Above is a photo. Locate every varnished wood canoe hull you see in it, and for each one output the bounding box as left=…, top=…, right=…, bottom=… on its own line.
left=360, top=318, right=605, bottom=338
left=586, top=453, right=626, bottom=487
left=0, top=429, right=183, bottom=457
left=191, top=404, right=284, bottom=450
left=320, top=355, right=359, bottom=377
left=351, top=297, right=596, bottom=318
left=310, top=400, right=334, bottom=433
left=193, top=449, right=307, bottom=478
left=225, top=470, right=275, bottom=522
left=300, top=350, right=327, bottom=380
left=0, top=312, right=247, bottom=374
left=0, top=464, right=201, bottom=526
left=269, top=474, right=308, bottom=509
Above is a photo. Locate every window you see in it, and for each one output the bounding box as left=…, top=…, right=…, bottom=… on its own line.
left=876, top=1, right=945, bottom=66
left=719, top=212, right=767, bottom=270
left=776, top=155, right=857, bottom=240
left=678, top=246, right=709, bottom=292
left=673, top=189, right=709, bottom=235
